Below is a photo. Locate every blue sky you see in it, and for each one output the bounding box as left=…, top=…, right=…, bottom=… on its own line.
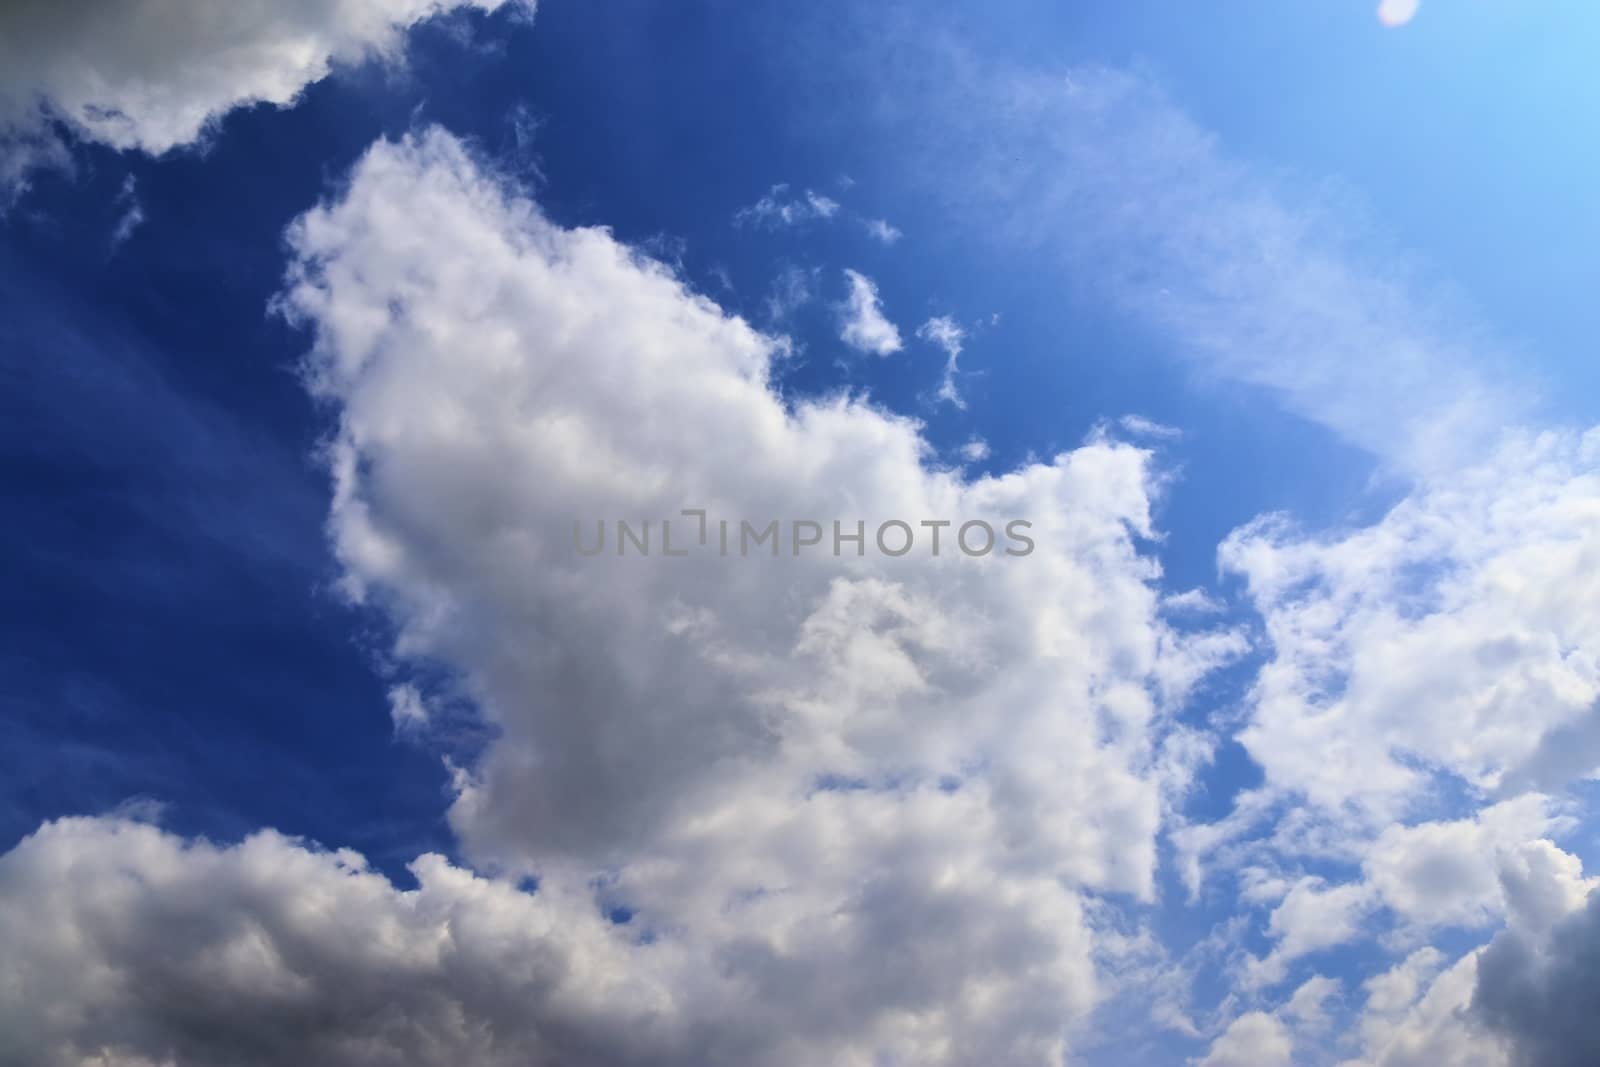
left=4, top=2, right=1600, bottom=1065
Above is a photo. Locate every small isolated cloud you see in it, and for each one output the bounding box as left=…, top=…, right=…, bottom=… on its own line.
left=387, top=683, right=430, bottom=735
left=837, top=268, right=902, bottom=355
left=109, top=175, right=144, bottom=250
left=734, top=183, right=840, bottom=229
left=917, top=314, right=965, bottom=405
left=1118, top=414, right=1180, bottom=439
left=863, top=217, right=902, bottom=243
left=959, top=437, right=990, bottom=463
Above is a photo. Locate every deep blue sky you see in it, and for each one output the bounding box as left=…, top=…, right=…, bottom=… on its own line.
left=6, top=3, right=1600, bottom=1065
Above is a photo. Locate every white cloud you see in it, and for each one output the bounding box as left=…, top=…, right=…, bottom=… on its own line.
left=1118, top=414, right=1181, bottom=440
left=1195, top=1012, right=1292, bottom=1067
left=0, top=0, right=525, bottom=198
left=808, top=190, right=840, bottom=217
left=837, top=268, right=903, bottom=355
left=734, top=184, right=840, bottom=229
left=1244, top=877, right=1379, bottom=989
left=863, top=217, right=902, bottom=243
left=917, top=314, right=965, bottom=406
left=959, top=437, right=990, bottom=463
left=262, top=127, right=1247, bottom=1064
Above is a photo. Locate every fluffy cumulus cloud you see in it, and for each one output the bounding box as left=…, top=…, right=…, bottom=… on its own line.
left=1362, top=801, right=1576, bottom=933
left=0, top=128, right=1250, bottom=1065
left=0, top=816, right=667, bottom=1067
left=838, top=267, right=904, bottom=354
left=0, top=0, right=524, bottom=196
left=269, top=128, right=1247, bottom=1063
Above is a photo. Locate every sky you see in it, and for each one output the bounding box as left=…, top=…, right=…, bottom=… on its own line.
left=3, top=2, right=1600, bottom=1065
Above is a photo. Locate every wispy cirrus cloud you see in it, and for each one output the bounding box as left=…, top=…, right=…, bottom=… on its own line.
left=734, top=182, right=841, bottom=228
left=764, top=263, right=818, bottom=322
left=909, top=62, right=1533, bottom=476
left=917, top=314, right=965, bottom=407
left=108, top=174, right=143, bottom=251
